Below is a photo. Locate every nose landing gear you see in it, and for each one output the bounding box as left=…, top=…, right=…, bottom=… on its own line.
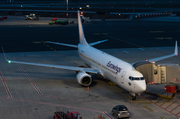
left=129, top=92, right=136, bottom=100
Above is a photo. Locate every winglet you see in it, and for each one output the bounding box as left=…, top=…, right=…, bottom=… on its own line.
left=1, top=47, right=11, bottom=63
left=174, top=41, right=178, bottom=56
left=77, top=10, right=89, bottom=46
left=132, top=41, right=179, bottom=65
left=1, top=47, right=7, bottom=61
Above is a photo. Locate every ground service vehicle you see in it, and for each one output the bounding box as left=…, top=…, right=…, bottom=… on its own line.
left=111, top=105, right=130, bottom=119
left=25, top=14, right=39, bottom=20
left=55, top=20, right=68, bottom=25
left=0, top=16, right=7, bottom=21
left=54, top=107, right=81, bottom=119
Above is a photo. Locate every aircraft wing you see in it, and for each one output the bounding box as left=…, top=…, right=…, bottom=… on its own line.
left=7, top=60, right=102, bottom=75
left=89, top=39, right=108, bottom=46
left=132, top=41, right=178, bottom=68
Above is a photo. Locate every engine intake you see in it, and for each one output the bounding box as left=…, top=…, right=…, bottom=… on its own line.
left=76, top=72, right=92, bottom=86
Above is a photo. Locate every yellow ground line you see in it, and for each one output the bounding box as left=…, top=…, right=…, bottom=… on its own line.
left=155, top=37, right=164, bottom=40
left=155, top=37, right=172, bottom=40
left=164, top=37, right=173, bottom=40
left=103, top=34, right=143, bottom=48
left=161, top=116, right=165, bottom=119
left=102, top=33, right=108, bottom=35
left=108, top=81, right=116, bottom=86
left=33, top=41, right=41, bottom=43
left=149, top=31, right=164, bottom=33
left=143, top=105, right=153, bottom=112
left=144, top=91, right=174, bottom=100
left=115, top=87, right=122, bottom=93
left=93, top=33, right=100, bottom=35
left=68, top=59, right=72, bottom=61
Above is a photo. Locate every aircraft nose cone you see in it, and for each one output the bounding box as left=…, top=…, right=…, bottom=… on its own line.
left=141, top=83, right=146, bottom=92
left=136, top=81, right=146, bottom=93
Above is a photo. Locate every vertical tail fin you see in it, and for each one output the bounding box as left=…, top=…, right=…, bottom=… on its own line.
left=77, top=10, right=89, bottom=46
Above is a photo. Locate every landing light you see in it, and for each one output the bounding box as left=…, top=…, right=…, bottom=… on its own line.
left=8, top=61, right=11, bottom=63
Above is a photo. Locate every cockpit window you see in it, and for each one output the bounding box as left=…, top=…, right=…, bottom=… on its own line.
left=140, top=77, right=145, bottom=80
left=129, top=76, right=144, bottom=81
left=134, top=78, right=140, bottom=80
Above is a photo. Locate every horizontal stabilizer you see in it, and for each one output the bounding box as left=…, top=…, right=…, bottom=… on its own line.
left=46, top=41, right=78, bottom=48
left=89, top=39, right=108, bottom=46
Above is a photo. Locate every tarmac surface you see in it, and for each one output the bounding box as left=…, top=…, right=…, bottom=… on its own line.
left=0, top=16, right=180, bottom=119
left=0, top=16, right=180, bottom=52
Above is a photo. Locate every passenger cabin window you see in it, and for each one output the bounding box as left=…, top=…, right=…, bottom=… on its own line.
left=129, top=76, right=144, bottom=81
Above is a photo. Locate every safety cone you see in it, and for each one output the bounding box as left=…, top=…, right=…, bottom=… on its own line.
left=87, top=86, right=89, bottom=91
left=74, top=60, right=76, bottom=64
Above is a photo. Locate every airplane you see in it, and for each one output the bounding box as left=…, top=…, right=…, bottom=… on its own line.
left=3, top=10, right=178, bottom=100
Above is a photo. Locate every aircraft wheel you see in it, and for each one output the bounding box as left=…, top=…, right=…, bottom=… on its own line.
left=115, top=114, right=119, bottom=119
left=131, top=96, right=136, bottom=100
left=111, top=111, right=114, bottom=116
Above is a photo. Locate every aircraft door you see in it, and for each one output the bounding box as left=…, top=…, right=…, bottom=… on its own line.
left=121, top=71, right=126, bottom=84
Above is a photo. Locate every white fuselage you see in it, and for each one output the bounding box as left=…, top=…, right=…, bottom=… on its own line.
left=78, top=44, right=146, bottom=93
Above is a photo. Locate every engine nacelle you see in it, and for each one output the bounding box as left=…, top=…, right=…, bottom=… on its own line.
left=76, top=72, right=92, bottom=86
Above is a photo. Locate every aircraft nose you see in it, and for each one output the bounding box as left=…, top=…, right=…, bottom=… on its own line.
left=136, top=81, right=146, bottom=93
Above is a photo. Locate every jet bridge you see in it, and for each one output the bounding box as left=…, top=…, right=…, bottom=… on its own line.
left=134, top=62, right=180, bottom=99
left=134, top=62, right=180, bottom=85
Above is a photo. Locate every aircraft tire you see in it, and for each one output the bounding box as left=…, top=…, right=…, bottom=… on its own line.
left=115, top=114, right=119, bottom=119
left=111, top=111, right=114, bottom=116
left=132, top=96, right=136, bottom=100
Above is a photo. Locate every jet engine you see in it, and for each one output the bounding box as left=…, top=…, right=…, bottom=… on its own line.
left=76, top=72, right=92, bottom=86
